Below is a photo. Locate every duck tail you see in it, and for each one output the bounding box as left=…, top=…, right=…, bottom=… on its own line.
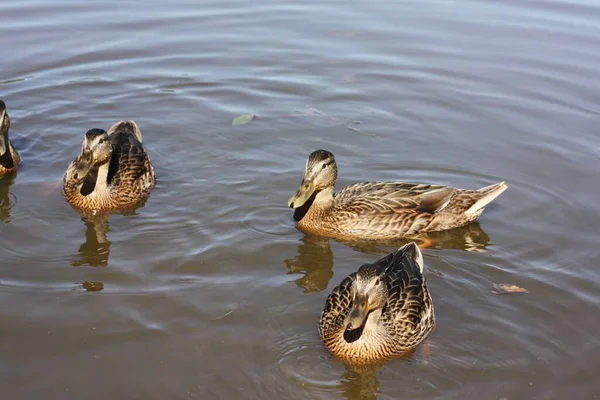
left=465, top=181, right=508, bottom=217
left=394, top=242, right=424, bottom=274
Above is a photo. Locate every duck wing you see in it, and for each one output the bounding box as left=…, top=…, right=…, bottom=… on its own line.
left=319, top=272, right=357, bottom=340
left=378, top=243, right=434, bottom=338
left=332, top=182, right=456, bottom=236
left=335, top=182, right=455, bottom=213
left=107, top=121, right=154, bottom=192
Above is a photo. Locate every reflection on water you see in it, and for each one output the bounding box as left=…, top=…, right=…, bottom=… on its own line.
left=2, top=0, right=600, bottom=397
left=0, top=173, right=17, bottom=223
left=70, top=204, right=145, bottom=267
left=285, top=222, right=491, bottom=292
left=335, top=221, right=491, bottom=256
left=339, top=365, right=381, bottom=400
left=285, top=235, right=334, bottom=292
left=422, top=222, right=491, bottom=253
left=71, top=214, right=111, bottom=267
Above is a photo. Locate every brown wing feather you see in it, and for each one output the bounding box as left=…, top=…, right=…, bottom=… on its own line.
left=380, top=249, right=434, bottom=344
left=332, top=182, right=455, bottom=237
left=319, top=273, right=357, bottom=342
left=108, top=130, right=155, bottom=201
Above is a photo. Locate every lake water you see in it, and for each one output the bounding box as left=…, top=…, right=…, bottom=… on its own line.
left=1, top=0, right=600, bottom=399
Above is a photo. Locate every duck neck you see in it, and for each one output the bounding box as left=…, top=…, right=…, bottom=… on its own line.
left=294, top=186, right=335, bottom=223
left=309, top=187, right=335, bottom=217
left=314, top=187, right=334, bottom=206
left=93, top=161, right=111, bottom=193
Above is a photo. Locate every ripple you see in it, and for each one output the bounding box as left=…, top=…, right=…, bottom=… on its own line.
left=241, top=204, right=298, bottom=241
left=0, top=278, right=74, bottom=293
left=273, top=325, right=343, bottom=394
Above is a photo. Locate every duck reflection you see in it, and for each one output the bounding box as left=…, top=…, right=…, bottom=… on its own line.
left=285, top=222, right=491, bottom=292
left=423, top=221, right=490, bottom=253
left=284, top=235, right=334, bottom=292
left=335, top=221, right=491, bottom=255
left=0, top=172, right=17, bottom=223
left=71, top=213, right=111, bottom=267
left=338, top=364, right=381, bottom=400
left=70, top=201, right=144, bottom=267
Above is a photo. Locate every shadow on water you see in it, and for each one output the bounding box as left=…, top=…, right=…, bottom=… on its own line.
left=285, top=221, right=491, bottom=292
left=0, top=172, right=17, bottom=223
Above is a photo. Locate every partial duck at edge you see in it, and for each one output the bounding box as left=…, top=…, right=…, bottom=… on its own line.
left=0, top=100, right=21, bottom=176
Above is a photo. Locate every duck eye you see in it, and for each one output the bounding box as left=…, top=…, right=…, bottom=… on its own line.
left=99, top=139, right=105, bottom=144
left=375, top=278, right=381, bottom=286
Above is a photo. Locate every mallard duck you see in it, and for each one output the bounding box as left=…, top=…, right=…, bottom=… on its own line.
left=319, top=242, right=434, bottom=365
left=0, top=100, right=21, bottom=176
left=63, top=120, right=155, bottom=211
left=288, top=150, right=507, bottom=240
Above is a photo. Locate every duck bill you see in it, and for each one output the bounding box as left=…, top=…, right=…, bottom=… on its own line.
left=344, top=296, right=370, bottom=331
left=74, top=150, right=95, bottom=180
left=287, top=180, right=316, bottom=208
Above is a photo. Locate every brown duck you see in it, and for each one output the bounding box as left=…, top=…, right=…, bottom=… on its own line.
left=63, top=120, right=155, bottom=212
left=288, top=150, right=507, bottom=240
left=319, top=242, right=435, bottom=365
left=0, top=100, right=21, bottom=176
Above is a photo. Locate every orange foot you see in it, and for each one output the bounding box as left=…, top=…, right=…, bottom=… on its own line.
left=417, top=237, right=433, bottom=250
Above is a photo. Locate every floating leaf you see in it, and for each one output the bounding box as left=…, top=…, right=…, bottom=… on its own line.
left=492, top=283, right=528, bottom=294
left=82, top=281, right=104, bottom=292
left=232, top=114, right=256, bottom=126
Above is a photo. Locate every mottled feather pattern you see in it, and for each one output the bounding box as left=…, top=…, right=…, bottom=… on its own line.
left=319, top=273, right=356, bottom=342
left=108, top=130, right=155, bottom=199
left=298, top=179, right=506, bottom=239
left=63, top=125, right=155, bottom=211
left=319, top=245, right=435, bottom=365
left=300, top=182, right=449, bottom=239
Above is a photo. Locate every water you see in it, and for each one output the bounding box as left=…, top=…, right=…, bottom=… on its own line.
left=1, top=0, right=600, bottom=398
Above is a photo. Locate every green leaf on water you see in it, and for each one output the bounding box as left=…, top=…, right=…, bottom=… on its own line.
left=232, top=114, right=256, bottom=126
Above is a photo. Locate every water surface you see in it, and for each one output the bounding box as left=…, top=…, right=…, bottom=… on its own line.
left=1, top=0, right=600, bottom=399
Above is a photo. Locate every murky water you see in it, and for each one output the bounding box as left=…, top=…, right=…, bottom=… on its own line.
left=1, top=0, right=600, bottom=398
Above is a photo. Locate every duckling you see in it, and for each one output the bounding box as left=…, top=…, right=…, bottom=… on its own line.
left=288, top=150, right=507, bottom=240
left=319, top=242, right=434, bottom=365
left=63, top=120, right=155, bottom=211
left=0, top=100, right=21, bottom=176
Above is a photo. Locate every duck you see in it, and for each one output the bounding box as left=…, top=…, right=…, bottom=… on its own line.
left=288, top=150, right=507, bottom=240
left=319, top=242, right=434, bottom=365
left=63, top=120, right=155, bottom=212
left=0, top=100, right=21, bottom=176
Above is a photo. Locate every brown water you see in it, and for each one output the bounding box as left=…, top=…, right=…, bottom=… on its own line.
left=1, top=0, right=600, bottom=399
